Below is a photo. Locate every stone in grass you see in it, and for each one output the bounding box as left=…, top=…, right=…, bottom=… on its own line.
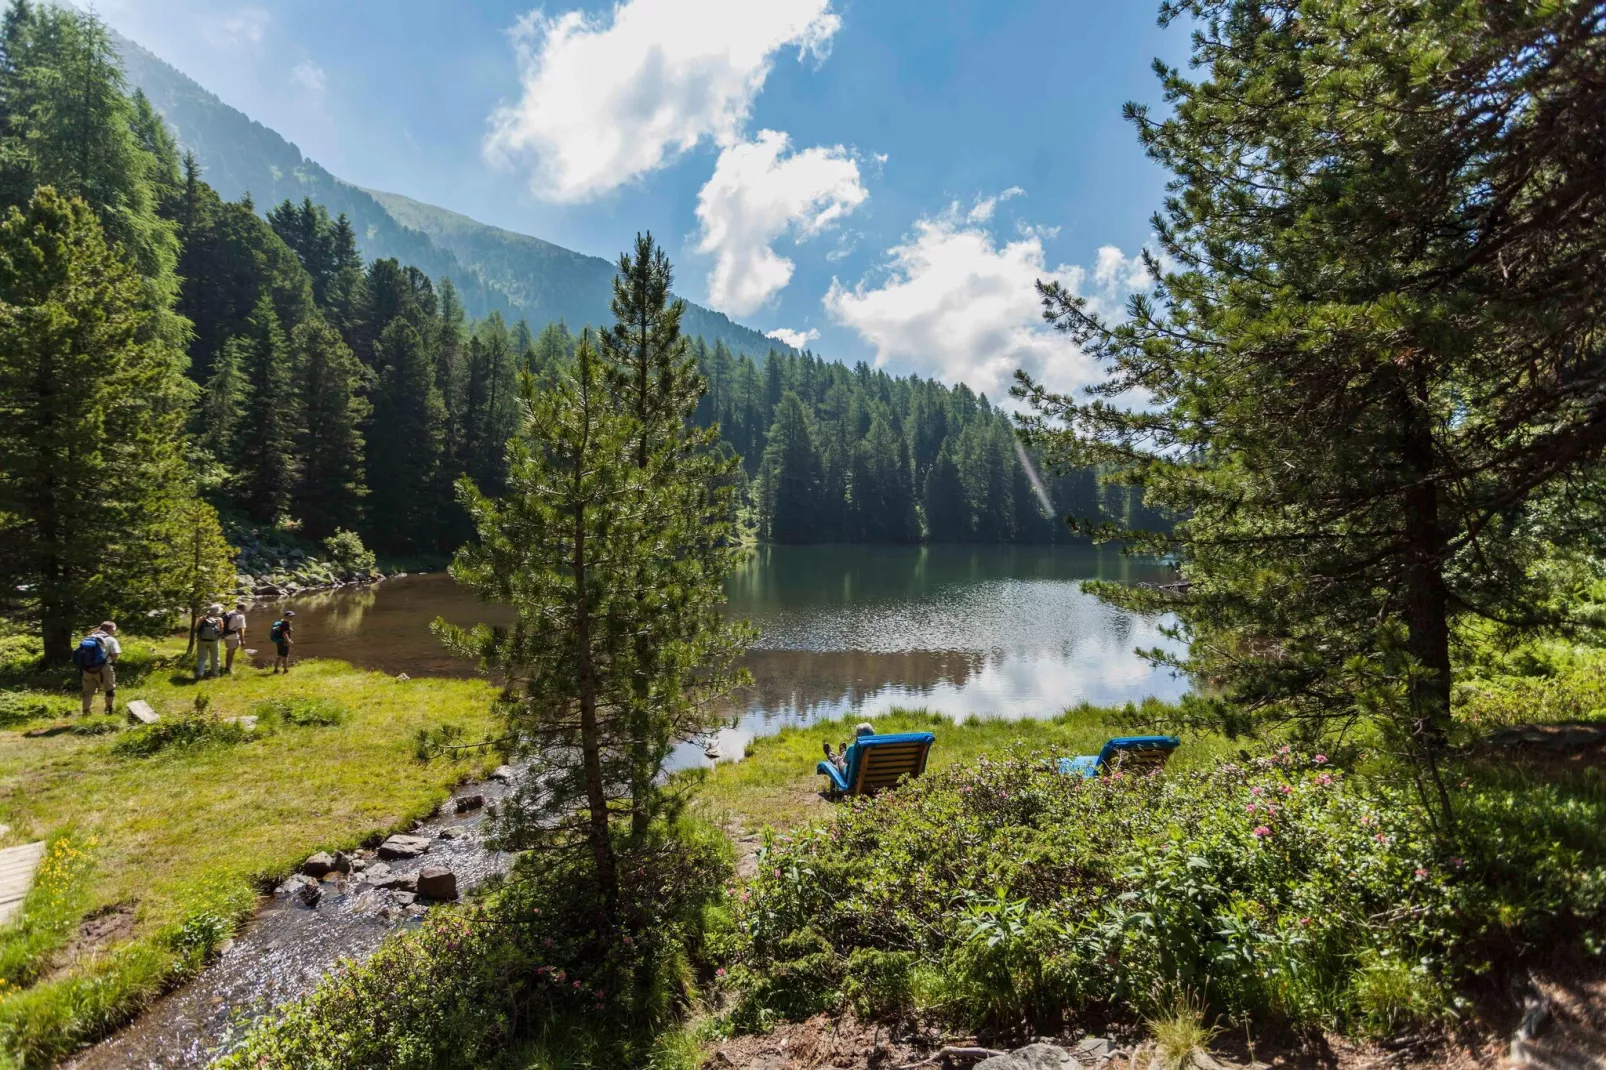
left=302, top=851, right=337, bottom=877
left=377, top=834, right=431, bottom=860
left=416, top=866, right=458, bottom=901
left=975, top=1045, right=1082, bottom=1070
left=454, top=794, right=485, bottom=813
left=297, top=881, right=323, bottom=909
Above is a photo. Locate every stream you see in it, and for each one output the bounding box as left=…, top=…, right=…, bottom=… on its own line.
left=67, top=775, right=522, bottom=1069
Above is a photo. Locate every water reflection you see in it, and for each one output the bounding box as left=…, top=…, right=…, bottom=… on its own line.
left=260, top=546, right=1187, bottom=766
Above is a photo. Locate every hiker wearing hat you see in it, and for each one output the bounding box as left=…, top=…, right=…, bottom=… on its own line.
left=195, top=603, right=226, bottom=679
left=222, top=601, right=248, bottom=675
left=73, top=621, right=120, bottom=715
left=270, top=610, right=296, bottom=674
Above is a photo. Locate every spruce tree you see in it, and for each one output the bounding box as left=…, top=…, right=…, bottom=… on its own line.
left=923, top=439, right=968, bottom=542
left=366, top=318, right=445, bottom=552
left=233, top=294, right=298, bottom=522
left=293, top=319, right=368, bottom=538
left=758, top=392, right=823, bottom=543
left=0, top=188, right=194, bottom=660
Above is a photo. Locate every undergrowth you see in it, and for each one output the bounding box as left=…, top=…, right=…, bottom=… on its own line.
left=719, top=747, right=1606, bottom=1042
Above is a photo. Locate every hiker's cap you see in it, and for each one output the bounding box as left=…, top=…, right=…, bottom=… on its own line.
left=284, top=610, right=296, bottom=617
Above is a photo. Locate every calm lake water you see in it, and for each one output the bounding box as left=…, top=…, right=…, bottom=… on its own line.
left=265, top=545, right=1188, bottom=765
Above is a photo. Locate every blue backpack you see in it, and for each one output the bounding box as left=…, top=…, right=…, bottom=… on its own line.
left=269, top=620, right=288, bottom=644
left=71, top=634, right=108, bottom=670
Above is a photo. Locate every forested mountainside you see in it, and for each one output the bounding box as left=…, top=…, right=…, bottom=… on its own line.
left=365, top=189, right=786, bottom=360
left=111, top=27, right=791, bottom=359
left=79, top=15, right=1156, bottom=552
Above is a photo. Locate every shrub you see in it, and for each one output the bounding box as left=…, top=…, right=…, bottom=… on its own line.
left=727, top=749, right=1606, bottom=1040
left=322, top=529, right=376, bottom=575
left=252, top=696, right=348, bottom=728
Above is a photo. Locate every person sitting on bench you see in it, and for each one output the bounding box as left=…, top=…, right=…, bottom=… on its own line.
left=823, top=722, right=875, bottom=772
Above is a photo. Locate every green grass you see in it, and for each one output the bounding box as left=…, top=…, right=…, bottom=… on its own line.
left=0, top=643, right=499, bottom=1066
left=691, top=701, right=1237, bottom=834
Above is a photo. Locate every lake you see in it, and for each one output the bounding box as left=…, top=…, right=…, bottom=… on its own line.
left=265, top=545, right=1188, bottom=766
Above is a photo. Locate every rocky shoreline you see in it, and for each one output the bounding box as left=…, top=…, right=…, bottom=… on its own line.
left=228, top=532, right=397, bottom=599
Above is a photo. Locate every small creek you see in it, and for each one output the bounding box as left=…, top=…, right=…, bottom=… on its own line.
left=67, top=775, right=521, bottom=1069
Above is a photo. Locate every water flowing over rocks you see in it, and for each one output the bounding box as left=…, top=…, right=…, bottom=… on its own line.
left=66, top=769, right=520, bottom=1070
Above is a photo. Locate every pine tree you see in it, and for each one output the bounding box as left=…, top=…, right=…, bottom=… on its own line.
left=1016, top=0, right=1606, bottom=786
left=176, top=498, right=235, bottom=655
left=196, top=337, right=245, bottom=464
left=0, top=188, right=195, bottom=660
left=438, top=334, right=746, bottom=924
left=923, top=439, right=968, bottom=541
left=293, top=319, right=368, bottom=538
left=598, top=233, right=745, bottom=839
left=233, top=294, right=298, bottom=522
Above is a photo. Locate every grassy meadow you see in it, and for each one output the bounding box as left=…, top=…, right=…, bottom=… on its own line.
left=0, top=636, right=498, bottom=1065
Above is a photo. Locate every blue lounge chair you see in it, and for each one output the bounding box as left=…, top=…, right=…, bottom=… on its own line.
left=816, top=732, right=936, bottom=797
left=1057, top=735, right=1180, bottom=778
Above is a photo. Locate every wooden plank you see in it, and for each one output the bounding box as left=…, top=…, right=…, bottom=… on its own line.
left=126, top=700, right=159, bottom=725
left=0, top=841, right=46, bottom=927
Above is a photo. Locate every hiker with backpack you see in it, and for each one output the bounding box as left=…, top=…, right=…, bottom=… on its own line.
left=195, top=603, right=225, bottom=679
left=270, top=610, right=295, bottom=673
left=73, top=621, right=120, bottom=715
left=222, top=602, right=247, bottom=674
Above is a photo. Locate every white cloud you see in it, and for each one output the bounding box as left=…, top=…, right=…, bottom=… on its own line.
left=694, top=129, right=867, bottom=316
left=966, top=186, right=1023, bottom=224
left=290, top=60, right=326, bottom=95
left=484, top=0, right=842, bottom=202
left=1094, top=244, right=1149, bottom=296
left=826, top=197, right=1155, bottom=403
left=202, top=6, right=269, bottom=48
left=767, top=327, right=819, bottom=349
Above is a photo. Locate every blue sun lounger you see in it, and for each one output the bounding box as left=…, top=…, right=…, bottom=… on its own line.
left=816, top=732, right=936, bottom=798
left=1057, top=735, right=1180, bottom=778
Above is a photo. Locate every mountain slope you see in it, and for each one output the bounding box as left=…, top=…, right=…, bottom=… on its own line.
left=112, top=29, right=792, bottom=355
left=367, top=189, right=786, bottom=355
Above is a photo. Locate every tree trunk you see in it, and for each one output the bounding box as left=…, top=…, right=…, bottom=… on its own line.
left=629, top=313, right=653, bottom=843
left=573, top=469, right=619, bottom=915
left=1399, top=367, right=1454, bottom=749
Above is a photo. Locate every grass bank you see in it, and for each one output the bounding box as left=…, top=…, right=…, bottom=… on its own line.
left=689, top=701, right=1238, bottom=834
left=0, top=639, right=497, bottom=1067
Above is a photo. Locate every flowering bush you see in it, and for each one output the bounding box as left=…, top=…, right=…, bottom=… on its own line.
left=726, top=748, right=1606, bottom=1038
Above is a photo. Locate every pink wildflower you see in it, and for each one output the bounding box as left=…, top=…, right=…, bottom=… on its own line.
left=1279, top=784, right=1294, bottom=796
left=1250, top=786, right=1265, bottom=797
left=715, top=967, right=727, bottom=978
left=1245, top=803, right=1258, bottom=814
left=1278, top=745, right=1291, bottom=755
left=573, top=980, right=582, bottom=990
left=1314, top=754, right=1328, bottom=765
left=544, top=937, right=553, bottom=948
left=1359, top=814, right=1374, bottom=826
left=1415, top=868, right=1429, bottom=879
left=1316, top=773, right=1333, bottom=787
left=1450, top=856, right=1465, bottom=868
left=1374, top=833, right=1389, bottom=844
left=1253, top=825, right=1272, bottom=838
left=1299, top=916, right=1312, bottom=927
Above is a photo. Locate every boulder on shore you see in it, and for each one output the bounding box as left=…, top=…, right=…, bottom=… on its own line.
left=302, top=851, right=337, bottom=877
left=417, top=866, right=458, bottom=901
left=454, top=794, right=485, bottom=813
left=377, top=834, right=432, bottom=860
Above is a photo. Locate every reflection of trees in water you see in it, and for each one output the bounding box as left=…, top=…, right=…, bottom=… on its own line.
left=260, top=585, right=378, bottom=637
left=723, top=648, right=987, bottom=725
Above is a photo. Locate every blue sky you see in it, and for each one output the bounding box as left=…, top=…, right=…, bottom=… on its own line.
left=98, top=0, right=1186, bottom=401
